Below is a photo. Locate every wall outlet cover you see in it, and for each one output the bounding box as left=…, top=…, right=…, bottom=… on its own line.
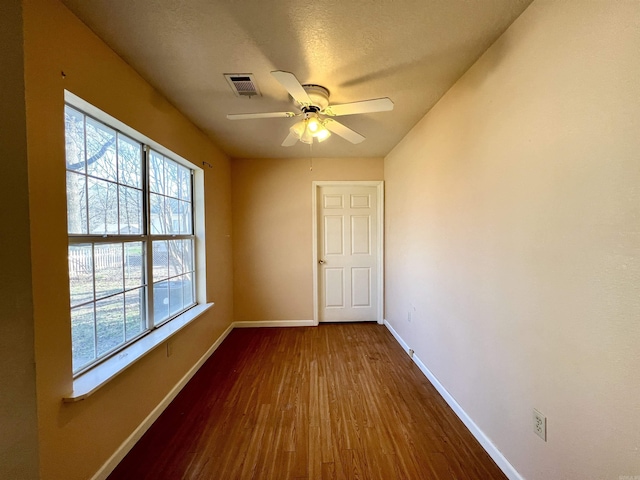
left=533, top=409, right=547, bottom=441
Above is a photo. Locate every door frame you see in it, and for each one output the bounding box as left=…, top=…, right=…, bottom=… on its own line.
left=312, top=181, right=384, bottom=326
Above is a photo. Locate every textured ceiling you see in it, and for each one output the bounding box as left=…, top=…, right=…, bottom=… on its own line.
left=60, top=0, right=533, bottom=159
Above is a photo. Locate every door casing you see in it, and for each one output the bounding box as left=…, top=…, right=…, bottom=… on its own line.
left=312, top=181, right=384, bottom=325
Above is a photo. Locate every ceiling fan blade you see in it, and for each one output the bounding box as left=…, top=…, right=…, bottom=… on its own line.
left=324, top=119, right=365, bottom=144
left=281, top=131, right=299, bottom=147
left=271, top=70, right=312, bottom=106
left=227, top=112, right=296, bottom=120
left=322, top=97, right=394, bottom=117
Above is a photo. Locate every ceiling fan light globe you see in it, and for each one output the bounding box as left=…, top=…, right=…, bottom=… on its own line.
left=290, top=120, right=306, bottom=139
left=307, top=115, right=320, bottom=133
left=311, top=122, right=328, bottom=137
left=300, top=128, right=314, bottom=144
left=316, top=128, right=331, bottom=142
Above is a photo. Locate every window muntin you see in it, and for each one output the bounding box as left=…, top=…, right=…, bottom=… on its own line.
left=65, top=105, right=196, bottom=374
left=148, top=151, right=193, bottom=235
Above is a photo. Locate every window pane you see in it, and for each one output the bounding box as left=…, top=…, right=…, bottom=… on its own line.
left=183, top=239, right=193, bottom=273
left=183, top=272, right=194, bottom=307
left=71, top=304, right=95, bottom=372
left=149, top=151, right=164, bottom=194
left=150, top=193, right=166, bottom=234
left=67, top=172, right=87, bottom=234
left=88, top=177, right=118, bottom=234
left=168, top=240, right=183, bottom=277
left=96, top=294, right=125, bottom=356
left=119, top=186, right=142, bottom=234
left=65, top=106, right=85, bottom=173
left=153, top=280, right=169, bottom=324
left=124, top=242, right=144, bottom=290
left=169, top=276, right=184, bottom=317
left=86, top=117, right=117, bottom=182
left=117, top=134, right=142, bottom=188
left=179, top=166, right=191, bottom=201
left=94, top=243, right=123, bottom=298
left=165, top=160, right=179, bottom=198
left=166, top=198, right=179, bottom=234
left=69, top=245, right=94, bottom=306
left=178, top=201, right=192, bottom=235
left=66, top=104, right=198, bottom=373
left=125, top=288, right=144, bottom=341
left=152, top=241, right=168, bottom=282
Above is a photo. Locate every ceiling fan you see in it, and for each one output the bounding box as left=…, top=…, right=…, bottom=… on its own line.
left=226, top=71, right=394, bottom=146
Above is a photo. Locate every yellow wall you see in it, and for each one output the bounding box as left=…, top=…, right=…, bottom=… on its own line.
left=22, top=0, right=233, bottom=478
left=384, top=1, right=640, bottom=479
left=232, top=157, right=383, bottom=322
left=0, top=1, right=39, bottom=478
left=14, top=0, right=640, bottom=478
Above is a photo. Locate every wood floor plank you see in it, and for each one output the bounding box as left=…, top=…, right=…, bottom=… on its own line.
left=309, top=425, right=322, bottom=480
left=108, top=324, right=507, bottom=480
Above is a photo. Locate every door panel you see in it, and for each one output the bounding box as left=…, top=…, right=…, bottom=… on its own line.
left=317, top=184, right=379, bottom=322
left=350, top=194, right=370, bottom=208
left=351, top=216, right=371, bottom=255
left=351, top=267, right=371, bottom=307
left=324, top=216, right=344, bottom=255
left=324, top=194, right=344, bottom=209
left=325, top=268, right=345, bottom=308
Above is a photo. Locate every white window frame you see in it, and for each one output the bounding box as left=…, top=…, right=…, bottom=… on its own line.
left=63, top=91, right=211, bottom=401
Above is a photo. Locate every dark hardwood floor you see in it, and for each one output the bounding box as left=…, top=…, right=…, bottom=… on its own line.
left=108, top=323, right=507, bottom=479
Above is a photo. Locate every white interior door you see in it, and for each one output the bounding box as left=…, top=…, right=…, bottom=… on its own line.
left=316, top=183, right=382, bottom=322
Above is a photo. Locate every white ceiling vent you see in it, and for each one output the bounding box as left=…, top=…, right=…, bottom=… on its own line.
left=224, top=74, right=261, bottom=97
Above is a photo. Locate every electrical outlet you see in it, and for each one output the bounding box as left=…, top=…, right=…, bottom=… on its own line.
left=166, top=341, right=173, bottom=357
left=408, top=349, right=415, bottom=358
left=533, top=409, right=546, bottom=441
left=407, top=311, right=412, bottom=322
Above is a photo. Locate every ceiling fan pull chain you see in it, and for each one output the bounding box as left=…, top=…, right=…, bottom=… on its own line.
left=309, top=143, right=313, bottom=172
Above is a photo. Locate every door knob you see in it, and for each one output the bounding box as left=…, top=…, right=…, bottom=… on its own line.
left=318, top=259, right=325, bottom=265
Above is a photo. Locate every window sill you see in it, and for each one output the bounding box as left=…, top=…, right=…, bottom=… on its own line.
left=63, top=302, right=214, bottom=402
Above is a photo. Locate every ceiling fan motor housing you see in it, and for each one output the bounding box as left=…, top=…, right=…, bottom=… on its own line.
left=298, top=84, right=330, bottom=112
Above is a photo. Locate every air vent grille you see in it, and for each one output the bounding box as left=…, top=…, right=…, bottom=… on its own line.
left=224, top=73, right=261, bottom=97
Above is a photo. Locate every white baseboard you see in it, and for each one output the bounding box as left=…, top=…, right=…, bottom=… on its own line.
left=383, top=320, right=523, bottom=480
left=383, top=319, right=411, bottom=354
left=233, top=320, right=316, bottom=328
left=91, top=322, right=235, bottom=480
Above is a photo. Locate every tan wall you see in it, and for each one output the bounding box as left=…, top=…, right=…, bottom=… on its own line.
left=232, top=157, right=383, bottom=322
left=0, top=1, right=40, bottom=478
left=22, top=0, right=233, bottom=478
left=385, top=1, right=640, bottom=479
